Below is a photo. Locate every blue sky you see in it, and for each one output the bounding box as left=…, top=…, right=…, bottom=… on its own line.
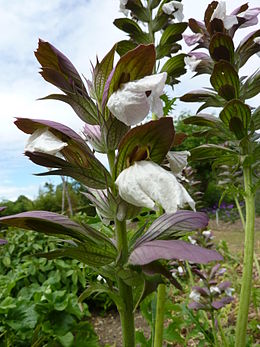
left=0, top=0, right=259, bottom=201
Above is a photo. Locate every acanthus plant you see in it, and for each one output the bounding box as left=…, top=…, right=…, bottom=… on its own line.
left=0, top=21, right=224, bottom=347
left=180, top=1, right=260, bottom=346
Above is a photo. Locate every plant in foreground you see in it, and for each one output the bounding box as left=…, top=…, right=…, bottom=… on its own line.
left=0, top=30, right=223, bottom=347
left=180, top=1, right=260, bottom=346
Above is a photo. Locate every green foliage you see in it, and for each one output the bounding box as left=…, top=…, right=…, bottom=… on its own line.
left=0, top=227, right=101, bottom=347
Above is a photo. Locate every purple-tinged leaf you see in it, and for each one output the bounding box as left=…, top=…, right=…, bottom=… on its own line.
left=231, top=3, right=248, bottom=16
left=212, top=296, right=234, bottom=309
left=142, top=261, right=182, bottom=290
left=116, top=40, right=137, bottom=57
left=115, top=118, right=174, bottom=177
left=35, top=39, right=87, bottom=97
left=92, top=44, right=117, bottom=104
left=192, top=286, right=210, bottom=297
left=236, top=29, right=260, bottom=68
left=0, top=239, right=7, bottom=245
left=129, top=239, right=223, bottom=266
left=40, top=93, right=99, bottom=125
left=218, top=281, right=232, bottom=291
left=209, top=263, right=221, bottom=279
left=0, top=207, right=6, bottom=212
left=102, top=44, right=156, bottom=106
left=192, top=268, right=207, bottom=280
left=15, top=118, right=112, bottom=189
left=26, top=151, right=111, bottom=189
left=37, top=242, right=116, bottom=267
left=135, top=211, right=209, bottom=247
left=188, top=302, right=205, bottom=310
left=0, top=211, right=116, bottom=250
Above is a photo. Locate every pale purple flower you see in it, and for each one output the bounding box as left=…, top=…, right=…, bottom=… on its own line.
left=210, top=286, right=221, bottom=294
left=115, top=161, right=195, bottom=213
left=183, top=33, right=203, bottom=46
left=238, top=8, right=260, bottom=28
left=211, top=1, right=238, bottom=30
left=107, top=73, right=167, bottom=126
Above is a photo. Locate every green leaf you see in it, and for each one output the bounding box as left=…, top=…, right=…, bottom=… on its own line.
left=160, top=23, right=188, bottom=46
left=149, top=0, right=161, bottom=9
left=93, top=45, right=117, bottom=105
left=156, top=43, right=182, bottom=60
left=152, top=12, right=169, bottom=32
left=40, top=93, right=99, bottom=125
left=78, top=283, right=124, bottom=310
left=236, top=29, right=260, bottom=68
left=103, top=44, right=156, bottom=104
left=184, top=114, right=222, bottom=128
left=57, top=332, right=74, bottom=347
left=160, top=54, right=186, bottom=85
left=114, top=18, right=143, bottom=36
left=116, top=40, right=137, bottom=56
left=101, top=116, right=129, bottom=151
left=252, top=106, right=260, bottom=130
left=38, top=243, right=116, bottom=267
left=219, top=99, right=251, bottom=139
left=209, top=33, right=234, bottom=63
left=125, top=0, right=150, bottom=22
left=190, top=144, right=237, bottom=161
left=115, top=118, right=175, bottom=177
left=240, top=70, right=260, bottom=101
left=210, top=61, right=240, bottom=100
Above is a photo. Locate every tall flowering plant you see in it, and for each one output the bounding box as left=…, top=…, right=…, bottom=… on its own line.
left=180, top=2, right=260, bottom=346
left=0, top=17, right=224, bottom=347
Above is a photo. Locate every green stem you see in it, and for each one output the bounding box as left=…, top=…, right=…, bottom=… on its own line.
left=235, top=166, right=255, bottom=347
left=115, top=218, right=135, bottom=347
left=154, top=283, right=166, bottom=347
left=217, top=316, right=229, bottom=347
left=234, top=195, right=245, bottom=229
left=211, top=311, right=219, bottom=347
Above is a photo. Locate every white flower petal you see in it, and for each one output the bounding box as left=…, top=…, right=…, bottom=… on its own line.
left=184, top=56, right=201, bottom=72
left=25, top=128, right=68, bottom=155
left=210, top=286, right=221, bottom=294
left=107, top=73, right=167, bottom=125
left=211, top=1, right=238, bottom=29
left=189, top=290, right=201, bottom=302
left=167, top=150, right=190, bottom=174
left=162, top=1, right=184, bottom=22
left=115, top=161, right=195, bottom=213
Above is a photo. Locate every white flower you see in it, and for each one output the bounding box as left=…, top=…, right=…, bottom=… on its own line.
left=162, top=1, right=184, bottom=22
left=115, top=161, right=195, bottom=213
left=119, top=0, right=129, bottom=16
left=25, top=128, right=68, bottom=155
left=188, top=236, right=197, bottom=245
left=177, top=266, right=184, bottom=274
left=210, top=286, right=221, bottom=294
left=225, top=287, right=234, bottom=297
left=107, top=73, right=167, bottom=126
left=167, top=150, right=190, bottom=175
left=202, top=230, right=214, bottom=239
left=189, top=290, right=201, bottom=302
left=211, top=1, right=238, bottom=30
left=97, top=275, right=107, bottom=283
left=184, top=56, right=201, bottom=72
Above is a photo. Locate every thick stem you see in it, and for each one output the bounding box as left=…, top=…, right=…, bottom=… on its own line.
left=115, top=218, right=135, bottom=347
left=154, top=283, right=166, bottom=347
left=235, top=166, right=255, bottom=347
